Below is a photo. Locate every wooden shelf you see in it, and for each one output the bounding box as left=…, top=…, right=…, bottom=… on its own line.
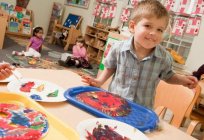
left=6, top=31, right=31, bottom=38
left=85, top=25, right=109, bottom=64
left=85, top=33, right=96, bottom=38
left=55, top=24, right=70, bottom=31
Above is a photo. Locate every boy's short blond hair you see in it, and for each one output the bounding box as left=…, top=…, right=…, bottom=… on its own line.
left=130, top=0, right=169, bottom=28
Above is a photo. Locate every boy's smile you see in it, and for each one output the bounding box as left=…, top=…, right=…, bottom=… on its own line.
left=129, top=16, right=167, bottom=54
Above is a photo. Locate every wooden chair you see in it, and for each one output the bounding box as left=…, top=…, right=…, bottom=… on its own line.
left=154, top=80, right=198, bottom=128
left=185, top=81, right=204, bottom=137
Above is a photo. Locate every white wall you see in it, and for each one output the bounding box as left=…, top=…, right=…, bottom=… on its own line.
left=0, top=0, right=127, bottom=35
left=185, top=17, right=204, bottom=72
left=1, top=0, right=204, bottom=71
left=62, top=0, right=95, bottom=34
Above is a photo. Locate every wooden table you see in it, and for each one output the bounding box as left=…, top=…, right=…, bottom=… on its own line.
left=0, top=68, right=197, bottom=140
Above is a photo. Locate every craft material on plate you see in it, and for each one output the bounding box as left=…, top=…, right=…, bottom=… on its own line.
left=86, top=122, right=130, bottom=140
left=0, top=103, right=49, bottom=139
left=47, top=90, right=59, bottom=97
left=7, top=78, right=66, bottom=102
left=20, top=81, right=35, bottom=92
left=76, top=91, right=131, bottom=117
left=77, top=118, right=149, bottom=140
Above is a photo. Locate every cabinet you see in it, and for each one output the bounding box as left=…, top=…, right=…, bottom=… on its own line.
left=49, top=20, right=82, bottom=51
left=85, top=26, right=109, bottom=64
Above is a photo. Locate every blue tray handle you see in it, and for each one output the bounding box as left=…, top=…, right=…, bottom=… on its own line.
left=65, top=86, right=106, bottom=97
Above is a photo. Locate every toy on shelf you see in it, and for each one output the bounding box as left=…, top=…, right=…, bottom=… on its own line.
left=21, top=18, right=32, bottom=34
left=167, top=48, right=185, bottom=64
left=97, top=32, right=108, bottom=40
left=8, top=16, right=19, bottom=33
left=107, top=26, right=120, bottom=34
left=95, top=23, right=106, bottom=29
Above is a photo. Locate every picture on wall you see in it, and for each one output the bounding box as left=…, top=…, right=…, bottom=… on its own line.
left=16, top=0, right=30, bottom=8
left=65, top=0, right=90, bottom=9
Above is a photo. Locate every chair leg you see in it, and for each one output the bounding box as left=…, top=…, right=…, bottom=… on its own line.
left=186, top=120, right=200, bottom=135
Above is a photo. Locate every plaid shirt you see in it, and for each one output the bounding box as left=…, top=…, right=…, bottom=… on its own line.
left=104, top=36, right=175, bottom=108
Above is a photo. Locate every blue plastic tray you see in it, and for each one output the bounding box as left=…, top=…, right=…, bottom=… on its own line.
left=64, top=86, right=159, bottom=132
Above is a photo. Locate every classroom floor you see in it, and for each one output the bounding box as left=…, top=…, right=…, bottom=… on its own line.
left=1, top=35, right=204, bottom=139
left=0, top=35, right=99, bottom=76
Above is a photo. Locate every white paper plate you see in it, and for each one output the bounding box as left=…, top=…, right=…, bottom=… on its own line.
left=7, top=78, right=66, bottom=102
left=76, top=118, right=149, bottom=140
left=0, top=70, right=22, bottom=82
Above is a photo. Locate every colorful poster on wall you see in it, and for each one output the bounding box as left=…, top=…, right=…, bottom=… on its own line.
left=16, top=0, right=30, bottom=8
left=164, top=0, right=180, bottom=12
left=65, top=0, right=90, bottom=9
left=176, top=0, right=190, bottom=14
left=185, top=17, right=201, bottom=36
left=187, top=0, right=204, bottom=15
left=171, top=17, right=187, bottom=36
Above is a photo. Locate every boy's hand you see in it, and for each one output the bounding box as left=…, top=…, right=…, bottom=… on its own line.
left=0, top=63, right=13, bottom=80
left=183, top=75, right=198, bottom=89
left=81, top=75, right=101, bottom=87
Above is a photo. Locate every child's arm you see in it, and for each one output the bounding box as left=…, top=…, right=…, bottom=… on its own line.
left=82, top=68, right=116, bottom=87
left=165, top=74, right=198, bottom=89
left=26, top=41, right=32, bottom=51
left=77, top=46, right=87, bottom=58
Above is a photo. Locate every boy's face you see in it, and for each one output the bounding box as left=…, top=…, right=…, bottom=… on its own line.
left=129, top=16, right=167, bottom=50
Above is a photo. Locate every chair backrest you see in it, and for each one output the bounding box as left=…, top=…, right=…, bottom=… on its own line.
left=185, top=84, right=201, bottom=118
left=154, top=80, right=197, bottom=128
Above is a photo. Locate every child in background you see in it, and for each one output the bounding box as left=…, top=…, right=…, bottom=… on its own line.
left=0, top=63, right=13, bottom=80
left=59, top=36, right=92, bottom=69
left=12, top=26, right=44, bottom=58
left=192, top=64, right=204, bottom=80
left=82, top=0, right=197, bottom=108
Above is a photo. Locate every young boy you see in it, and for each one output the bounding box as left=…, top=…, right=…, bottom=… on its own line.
left=82, top=0, right=197, bottom=108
